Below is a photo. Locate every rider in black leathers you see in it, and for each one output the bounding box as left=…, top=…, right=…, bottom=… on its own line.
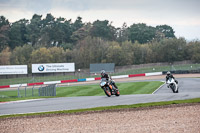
left=101, top=70, right=118, bottom=90
left=166, top=71, right=178, bottom=86
left=101, top=70, right=110, bottom=81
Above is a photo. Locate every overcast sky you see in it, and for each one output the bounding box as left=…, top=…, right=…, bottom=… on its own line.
left=0, top=0, right=200, bottom=40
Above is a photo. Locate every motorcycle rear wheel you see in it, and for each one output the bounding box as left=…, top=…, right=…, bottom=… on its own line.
left=114, top=86, right=120, bottom=96
left=115, top=89, right=120, bottom=96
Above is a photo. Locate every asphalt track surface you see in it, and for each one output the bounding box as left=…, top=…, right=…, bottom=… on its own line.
left=0, top=78, right=200, bottom=116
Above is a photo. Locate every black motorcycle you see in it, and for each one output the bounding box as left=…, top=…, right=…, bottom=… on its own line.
left=100, top=78, right=120, bottom=97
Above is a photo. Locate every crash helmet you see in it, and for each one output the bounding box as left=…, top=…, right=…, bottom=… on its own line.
left=167, top=71, right=171, bottom=75
left=101, top=70, right=105, bottom=76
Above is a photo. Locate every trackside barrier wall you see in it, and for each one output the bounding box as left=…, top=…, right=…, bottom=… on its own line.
left=28, top=82, right=43, bottom=86
left=0, top=71, right=165, bottom=89
left=44, top=81, right=61, bottom=85
left=86, top=78, right=95, bottom=81
left=10, top=83, right=27, bottom=88
left=145, top=72, right=163, bottom=76
left=129, top=73, right=145, bottom=77
left=78, top=79, right=86, bottom=82
left=0, top=85, right=9, bottom=89
left=112, top=75, right=129, bottom=79
left=61, top=79, right=78, bottom=83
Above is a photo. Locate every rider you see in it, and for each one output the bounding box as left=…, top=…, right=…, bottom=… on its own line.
left=166, top=71, right=178, bottom=86
left=100, top=70, right=118, bottom=90
left=101, top=70, right=110, bottom=81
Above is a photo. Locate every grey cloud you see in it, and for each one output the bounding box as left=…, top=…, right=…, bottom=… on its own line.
left=0, top=0, right=52, bottom=13
left=57, top=0, right=91, bottom=11
left=0, top=0, right=199, bottom=19
left=52, top=0, right=200, bottom=11
left=1, top=0, right=199, bottom=13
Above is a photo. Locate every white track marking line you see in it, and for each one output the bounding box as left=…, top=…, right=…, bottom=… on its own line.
left=0, top=99, right=44, bottom=104
left=152, top=81, right=166, bottom=94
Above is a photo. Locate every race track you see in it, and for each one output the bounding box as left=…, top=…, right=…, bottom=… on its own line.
left=0, top=78, right=200, bottom=116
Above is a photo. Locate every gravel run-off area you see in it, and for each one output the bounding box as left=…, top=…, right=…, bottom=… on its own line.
left=0, top=103, right=200, bottom=133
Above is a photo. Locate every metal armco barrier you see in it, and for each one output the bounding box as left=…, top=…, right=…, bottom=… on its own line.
left=38, top=84, right=56, bottom=96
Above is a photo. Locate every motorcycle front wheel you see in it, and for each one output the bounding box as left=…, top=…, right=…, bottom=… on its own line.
left=104, top=87, right=111, bottom=97
left=175, top=87, right=179, bottom=93
left=170, top=84, right=176, bottom=93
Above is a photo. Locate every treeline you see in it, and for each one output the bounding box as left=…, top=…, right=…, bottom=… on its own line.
left=0, top=37, right=200, bottom=70
left=0, top=14, right=200, bottom=70
left=0, top=13, right=176, bottom=50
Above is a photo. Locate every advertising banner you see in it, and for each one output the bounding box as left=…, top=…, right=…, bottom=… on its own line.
left=32, top=63, right=75, bottom=73
left=0, top=65, right=28, bottom=75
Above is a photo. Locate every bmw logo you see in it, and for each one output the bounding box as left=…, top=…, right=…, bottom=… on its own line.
left=38, top=65, right=45, bottom=71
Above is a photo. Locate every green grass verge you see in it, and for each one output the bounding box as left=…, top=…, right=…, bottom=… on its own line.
left=1, top=98, right=199, bottom=119
left=0, top=81, right=163, bottom=102
left=56, top=81, right=163, bottom=97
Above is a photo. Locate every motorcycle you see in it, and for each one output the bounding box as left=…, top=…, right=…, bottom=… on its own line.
left=166, top=77, right=178, bottom=93
left=100, top=78, right=120, bottom=97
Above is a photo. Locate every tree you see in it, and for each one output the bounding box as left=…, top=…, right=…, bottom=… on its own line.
left=38, top=13, right=55, bottom=47
left=27, top=14, right=42, bottom=46
left=132, top=42, right=143, bottom=64
left=187, top=41, right=200, bottom=63
left=71, top=23, right=91, bottom=43
left=0, top=16, right=10, bottom=51
left=148, top=42, right=161, bottom=63
left=0, top=16, right=9, bottom=27
left=49, top=18, right=73, bottom=46
left=8, top=19, right=29, bottom=49
left=120, top=41, right=134, bottom=65
left=0, top=47, right=11, bottom=65
left=72, top=36, right=109, bottom=68
left=106, top=41, right=123, bottom=65
left=31, top=47, right=52, bottom=63
left=72, top=16, right=84, bottom=31
left=72, top=39, right=91, bottom=68
left=10, top=44, right=33, bottom=65
left=65, top=49, right=73, bottom=62
left=37, top=14, right=74, bottom=47
left=155, top=38, right=186, bottom=63
left=128, top=23, right=156, bottom=44
left=90, top=20, right=116, bottom=40
left=154, top=30, right=165, bottom=42
left=156, top=25, right=175, bottom=38
left=140, top=44, right=154, bottom=63
left=41, top=13, right=55, bottom=28
left=117, top=23, right=129, bottom=45
left=49, top=47, right=66, bottom=63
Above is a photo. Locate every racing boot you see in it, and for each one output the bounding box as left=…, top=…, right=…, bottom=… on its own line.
left=175, top=79, right=178, bottom=84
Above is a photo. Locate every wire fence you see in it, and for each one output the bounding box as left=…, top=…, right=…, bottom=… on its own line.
left=0, top=84, right=56, bottom=99
left=17, top=85, right=40, bottom=98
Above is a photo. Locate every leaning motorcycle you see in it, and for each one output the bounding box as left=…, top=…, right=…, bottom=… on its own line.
left=166, top=77, right=178, bottom=93
left=100, top=78, right=120, bottom=97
